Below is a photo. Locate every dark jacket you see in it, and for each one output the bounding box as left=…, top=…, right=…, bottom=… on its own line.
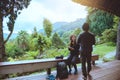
left=77, top=32, right=95, bottom=52
left=68, top=44, right=79, bottom=56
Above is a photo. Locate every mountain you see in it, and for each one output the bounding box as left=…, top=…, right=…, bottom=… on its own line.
left=39, top=18, right=86, bottom=34
left=54, top=18, right=86, bottom=32
left=6, top=18, right=86, bottom=39
left=39, top=22, right=68, bottom=33
left=53, top=22, right=68, bottom=31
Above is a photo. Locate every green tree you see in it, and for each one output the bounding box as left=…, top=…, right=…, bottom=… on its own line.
left=29, top=38, right=38, bottom=51
left=100, top=16, right=120, bottom=44
left=87, top=7, right=114, bottom=36
left=52, top=32, right=65, bottom=49
left=16, top=30, right=29, bottom=51
left=101, top=29, right=117, bottom=43
left=6, top=40, right=25, bottom=59
left=43, top=18, right=53, bottom=38
left=31, top=27, right=38, bottom=38
left=113, top=16, right=120, bottom=30
left=72, top=28, right=81, bottom=36
left=29, top=27, right=39, bottom=51
left=37, top=34, right=51, bottom=58
left=0, top=0, right=31, bottom=61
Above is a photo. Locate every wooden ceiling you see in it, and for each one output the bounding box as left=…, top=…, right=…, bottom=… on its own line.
left=73, top=0, right=120, bottom=17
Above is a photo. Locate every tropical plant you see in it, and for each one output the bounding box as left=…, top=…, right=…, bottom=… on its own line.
left=16, top=30, right=29, bottom=51
left=43, top=18, right=53, bottom=38
left=86, top=7, right=114, bottom=36
left=31, top=27, right=38, bottom=38
left=6, top=40, right=25, bottom=59
left=52, top=32, right=66, bottom=49
left=37, top=34, right=52, bottom=58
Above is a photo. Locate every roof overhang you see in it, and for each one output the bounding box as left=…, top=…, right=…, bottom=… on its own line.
left=73, top=0, right=120, bottom=17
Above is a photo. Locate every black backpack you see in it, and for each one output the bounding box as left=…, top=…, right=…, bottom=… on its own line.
left=56, top=61, right=68, bottom=79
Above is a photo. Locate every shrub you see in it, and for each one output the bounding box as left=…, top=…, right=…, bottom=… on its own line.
left=43, top=48, right=69, bottom=58
left=100, top=29, right=117, bottom=43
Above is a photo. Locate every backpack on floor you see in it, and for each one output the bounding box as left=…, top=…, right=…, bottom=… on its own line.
left=46, top=74, right=55, bottom=80
left=56, top=61, right=68, bottom=79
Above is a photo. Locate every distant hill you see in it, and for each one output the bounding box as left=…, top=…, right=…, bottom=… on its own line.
left=39, top=18, right=86, bottom=34
left=53, top=22, right=68, bottom=31
left=5, top=18, right=86, bottom=39
left=55, top=18, right=86, bottom=32
left=39, top=22, right=68, bottom=33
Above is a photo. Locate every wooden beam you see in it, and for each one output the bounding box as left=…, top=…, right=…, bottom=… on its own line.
left=0, top=54, right=98, bottom=77
left=116, top=22, right=120, bottom=60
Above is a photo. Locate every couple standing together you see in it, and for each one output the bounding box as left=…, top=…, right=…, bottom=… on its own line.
left=67, top=23, right=95, bottom=79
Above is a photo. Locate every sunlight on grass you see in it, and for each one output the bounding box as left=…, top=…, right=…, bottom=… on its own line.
left=92, top=44, right=116, bottom=58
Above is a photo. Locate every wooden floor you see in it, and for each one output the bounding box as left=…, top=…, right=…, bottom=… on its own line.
left=5, top=60, right=120, bottom=80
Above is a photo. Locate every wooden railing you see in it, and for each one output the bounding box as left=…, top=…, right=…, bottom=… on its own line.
left=0, top=54, right=99, bottom=79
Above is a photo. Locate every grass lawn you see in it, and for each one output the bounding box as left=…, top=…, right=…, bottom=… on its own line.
left=92, top=44, right=116, bottom=58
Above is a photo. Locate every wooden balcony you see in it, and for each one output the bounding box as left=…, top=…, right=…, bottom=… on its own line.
left=1, top=54, right=120, bottom=80
left=4, top=60, right=120, bottom=80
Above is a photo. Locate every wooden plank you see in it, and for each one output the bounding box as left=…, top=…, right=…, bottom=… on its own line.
left=0, top=61, right=58, bottom=74
left=0, top=58, right=63, bottom=67
left=0, top=54, right=99, bottom=75
left=92, top=54, right=99, bottom=61
left=91, top=60, right=120, bottom=80
left=5, top=60, right=120, bottom=80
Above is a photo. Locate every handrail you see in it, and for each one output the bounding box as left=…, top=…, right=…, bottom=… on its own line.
left=0, top=54, right=99, bottom=79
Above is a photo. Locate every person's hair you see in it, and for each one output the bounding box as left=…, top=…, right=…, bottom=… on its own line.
left=69, top=34, right=76, bottom=46
left=82, top=23, right=89, bottom=32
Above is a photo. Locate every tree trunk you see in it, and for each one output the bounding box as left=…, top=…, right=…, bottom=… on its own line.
left=0, top=14, right=6, bottom=62
left=116, top=21, right=120, bottom=60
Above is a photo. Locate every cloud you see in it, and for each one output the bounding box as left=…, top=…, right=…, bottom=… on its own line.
left=4, top=0, right=87, bottom=33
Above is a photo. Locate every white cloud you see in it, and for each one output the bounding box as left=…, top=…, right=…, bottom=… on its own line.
left=16, top=0, right=87, bottom=23
left=4, top=0, right=88, bottom=33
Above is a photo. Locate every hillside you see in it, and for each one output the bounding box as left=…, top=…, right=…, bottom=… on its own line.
left=55, top=18, right=86, bottom=32
left=4, top=18, right=86, bottom=39
left=39, top=18, right=86, bottom=34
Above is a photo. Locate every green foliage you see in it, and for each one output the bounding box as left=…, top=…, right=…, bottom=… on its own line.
left=31, top=27, right=38, bottom=38
left=113, top=16, right=120, bottom=29
left=52, top=33, right=66, bottom=49
left=29, top=38, right=38, bottom=51
left=43, top=18, right=53, bottom=37
left=16, top=30, right=30, bottom=51
left=104, top=42, right=116, bottom=46
left=93, top=44, right=116, bottom=58
left=101, top=29, right=117, bottom=43
left=103, top=56, right=115, bottom=62
left=61, top=30, right=73, bottom=44
left=0, top=0, right=31, bottom=61
left=87, top=7, right=114, bottom=36
left=37, top=34, right=52, bottom=56
left=61, top=28, right=81, bottom=44
left=100, top=16, right=119, bottom=44
left=1, top=0, right=31, bottom=32
left=72, top=28, right=81, bottom=37
left=24, top=51, right=39, bottom=59
left=43, top=48, right=69, bottom=58
left=6, top=41, right=25, bottom=59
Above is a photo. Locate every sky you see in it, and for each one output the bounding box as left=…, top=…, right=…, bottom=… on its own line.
left=3, top=0, right=87, bottom=34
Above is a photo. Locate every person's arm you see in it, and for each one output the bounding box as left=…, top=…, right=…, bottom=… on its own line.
left=76, top=34, right=81, bottom=50
left=68, top=46, right=74, bottom=51
left=93, top=35, right=96, bottom=45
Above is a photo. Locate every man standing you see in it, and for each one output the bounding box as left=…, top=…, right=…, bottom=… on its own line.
left=77, top=23, right=95, bottom=79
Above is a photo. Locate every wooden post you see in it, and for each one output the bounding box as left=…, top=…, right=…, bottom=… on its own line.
left=116, top=22, right=120, bottom=60
left=47, top=68, right=51, bottom=75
